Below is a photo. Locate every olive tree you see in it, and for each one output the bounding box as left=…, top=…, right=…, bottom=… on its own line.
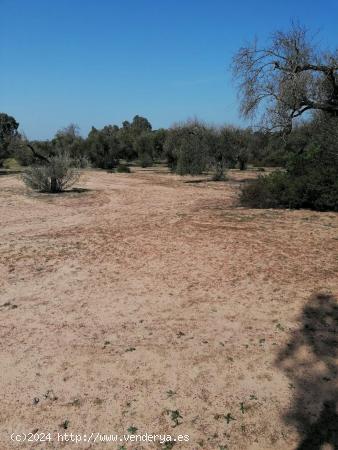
left=87, top=125, right=121, bottom=169
left=232, top=23, right=338, bottom=133
left=164, top=120, right=211, bottom=175
left=209, top=126, right=238, bottom=180
left=134, top=132, right=154, bottom=167
left=0, top=113, right=19, bottom=162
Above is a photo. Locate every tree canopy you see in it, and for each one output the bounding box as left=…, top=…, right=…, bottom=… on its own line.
left=232, top=23, right=338, bottom=132
left=0, top=113, right=19, bottom=160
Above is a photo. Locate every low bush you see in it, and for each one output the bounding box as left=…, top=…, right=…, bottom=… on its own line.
left=212, top=169, right=228, bottom=181
left=2, top=158, right=20, bottom=170
left=241, top=169, right=338, bottom=211
left=240, top=171, right=288, bottom=208
left=139, top=152, right=153, bottom=168
left=116, top=164, right=131, bottom=173
left=22, top=152, right=82, bottom=193
left=241, top=116, right=338, bottom=212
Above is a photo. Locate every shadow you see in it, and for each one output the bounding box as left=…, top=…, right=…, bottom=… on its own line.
left=277, top=292, right=338, bottom=449
left=235, top=177, right=258, bottom=183
left=184, top=178, right=211, bottom=184
left=183, top=175, right=254, bottom=184
left=29, top=187, right=92, bottom=197
left=68, top=187, right=91, bottom=193
left=0, top=170, right=22, bottom=176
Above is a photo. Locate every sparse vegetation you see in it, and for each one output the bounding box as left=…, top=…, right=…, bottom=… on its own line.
left=1, top=10, right=338, bottom=450
left=4, top=78, right=336, bottom=210
left=166, top=409, right=183, bottom=427
left=125, top=347, right=136, bottom=352
left=239, top=402, right=246, bottom=413
left=224, top=413, right=236, bottom=424
left=166, top=390, right=177, bottom=398
left=61, top=419, right=70, bottom=429
left=162, top=442, right=176, bottom=450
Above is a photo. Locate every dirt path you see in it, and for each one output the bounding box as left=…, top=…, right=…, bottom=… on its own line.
left=1, top=168, right=337, bottom=449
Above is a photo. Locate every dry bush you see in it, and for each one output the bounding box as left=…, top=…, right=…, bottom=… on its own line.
left=22, top=152, right=83, bottom=193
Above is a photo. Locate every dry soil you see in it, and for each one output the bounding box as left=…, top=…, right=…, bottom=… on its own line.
left=1, top=168, right=337, bottom=450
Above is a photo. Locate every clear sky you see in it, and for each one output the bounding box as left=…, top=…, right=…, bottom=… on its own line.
left=1, top=0, right=337, bottom=139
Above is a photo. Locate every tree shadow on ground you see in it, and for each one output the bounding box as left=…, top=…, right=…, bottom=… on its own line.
left=235, top=177, right=258, bottom=183
left=27, top=187, right=92, bottom=199
left=0, top=170, right=22, bottom=176
left=277, top=292, right=338, bottom=449
left=184, top=178, right=211, bottom=184
left=63, top=187, right=91, bottom=194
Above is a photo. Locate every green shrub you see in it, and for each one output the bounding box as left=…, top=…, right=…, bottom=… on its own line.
left=116, top=164, right=131, bottom=173
left=212, top=169, right=228, bottom=181
left=139, top=152, right=153, bottom=168
left=240, top=116, right=338, bottom=212
left=2, top=158, right=20, bottom=170
left=240, top=171, right=288, bottom=208
left=240, top=170, right=338, bottom=211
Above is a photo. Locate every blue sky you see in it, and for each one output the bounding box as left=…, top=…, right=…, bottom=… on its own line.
left=1, top=0, right=337, bottom=139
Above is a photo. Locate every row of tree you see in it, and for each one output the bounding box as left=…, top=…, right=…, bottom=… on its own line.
left=0, top=112, right=291, bottom=176
left=1, top=111, right=337, bottom=210
left=11, top=115, right=166, bottom=170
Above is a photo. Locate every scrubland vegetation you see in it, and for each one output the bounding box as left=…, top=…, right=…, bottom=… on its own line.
left=1, top=24, right=337, bottom=210
left=1, top=107, right=337, bottom=209
left=1, top=22, right=338, bottom=450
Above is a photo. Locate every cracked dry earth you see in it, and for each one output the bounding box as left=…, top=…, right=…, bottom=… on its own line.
left=0, top=167, right=338, bottom=450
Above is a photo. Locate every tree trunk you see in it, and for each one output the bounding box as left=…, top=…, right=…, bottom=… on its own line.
left=239, top=159, right=247, bottom=170
left=213, top=161, right=226, bottom=181
left=50, top=177, right=58, bottom=193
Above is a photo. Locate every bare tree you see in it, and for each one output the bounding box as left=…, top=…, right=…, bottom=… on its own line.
left=232, top=23, right=338, bottom=132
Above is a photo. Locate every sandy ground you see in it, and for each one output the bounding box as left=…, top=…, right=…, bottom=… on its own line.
left=0, top=167, right=337, bottom=450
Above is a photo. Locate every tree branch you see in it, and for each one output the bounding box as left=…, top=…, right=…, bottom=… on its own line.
left=26, top=144, right=50, bottom=163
